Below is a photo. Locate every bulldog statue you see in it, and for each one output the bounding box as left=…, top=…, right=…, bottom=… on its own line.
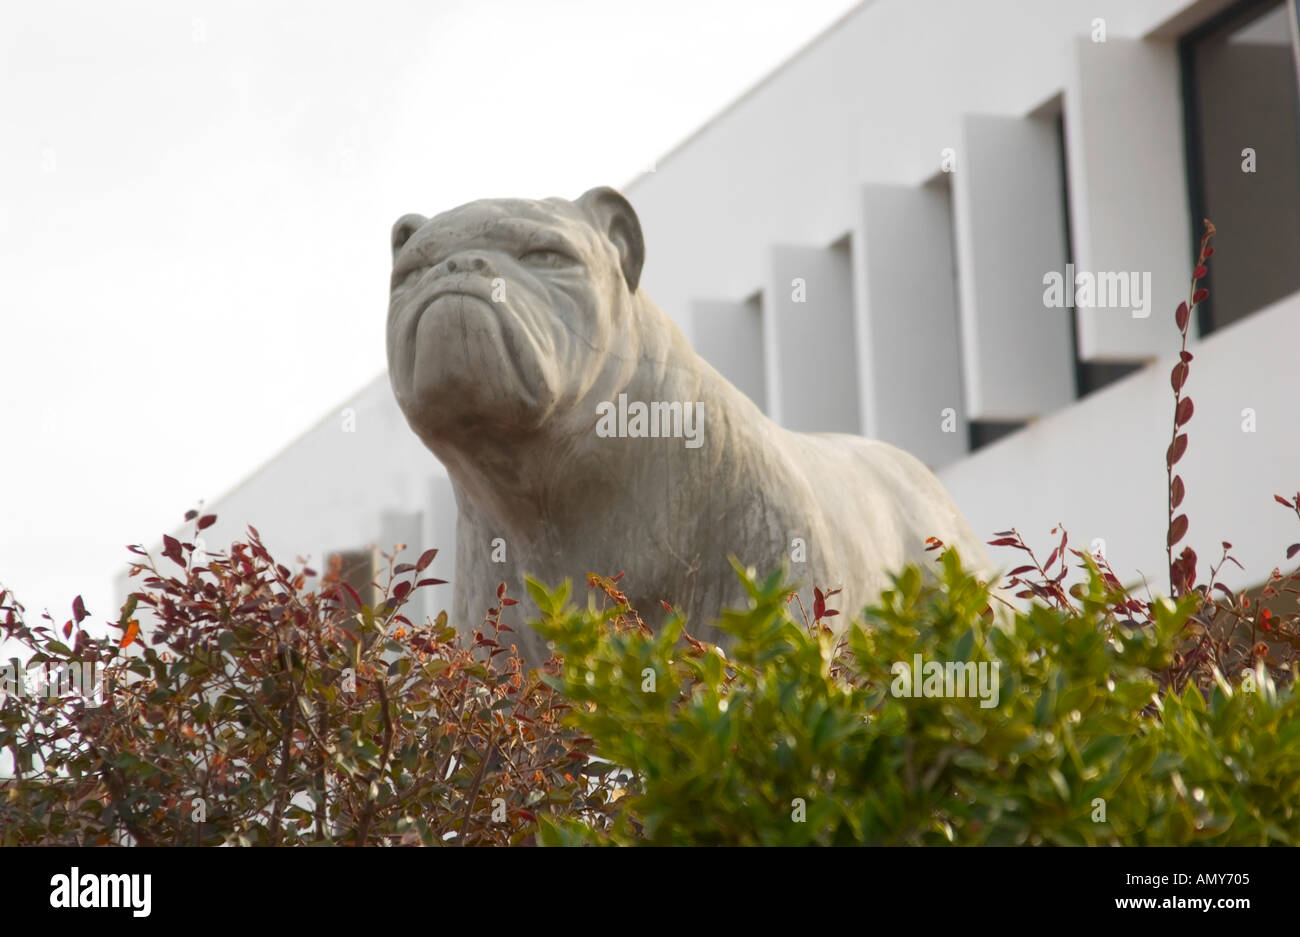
left=386, top=186, right=995, bottom=662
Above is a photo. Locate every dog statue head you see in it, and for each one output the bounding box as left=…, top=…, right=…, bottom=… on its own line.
left=386, top=186, right=649, bottom=453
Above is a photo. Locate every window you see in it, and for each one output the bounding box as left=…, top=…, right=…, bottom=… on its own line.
left=331, top=548, right=378, bottom=609
left=1182, top=0, right=1300, bottom=334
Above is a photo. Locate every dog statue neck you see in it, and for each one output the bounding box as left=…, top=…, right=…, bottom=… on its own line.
left=435, top=292, right=743, bottom=538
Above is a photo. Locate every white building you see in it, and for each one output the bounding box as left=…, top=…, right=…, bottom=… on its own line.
left=120, top=0, right=1300, bottom=621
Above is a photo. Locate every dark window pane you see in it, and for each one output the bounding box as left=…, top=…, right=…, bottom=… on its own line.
left=969, top=419, right=1024, bottom=451
left=1185, top=0, right=1300, bottom=333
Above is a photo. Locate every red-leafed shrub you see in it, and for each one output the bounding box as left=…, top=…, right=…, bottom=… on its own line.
left=0, top=522, right=618, bottom=845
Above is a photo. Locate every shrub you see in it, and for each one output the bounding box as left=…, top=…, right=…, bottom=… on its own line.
left=0, top=520, right=614, bottom=845
left=4, top=221, right=1296, bottom=848
left=528, top=552, right=1300, bottom=846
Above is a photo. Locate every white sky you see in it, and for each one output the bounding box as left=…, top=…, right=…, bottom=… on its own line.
left=0, top=0, right=862, bottom=628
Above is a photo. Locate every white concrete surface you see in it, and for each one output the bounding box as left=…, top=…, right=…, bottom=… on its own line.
left=940, top=290, right=1300, bottom=595
left=853, top=182, right=967, bottom=468
left=951, top=113, right=1075, bottom=420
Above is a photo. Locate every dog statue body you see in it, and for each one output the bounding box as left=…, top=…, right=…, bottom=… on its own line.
left=386, top=187, right=994, bottom=661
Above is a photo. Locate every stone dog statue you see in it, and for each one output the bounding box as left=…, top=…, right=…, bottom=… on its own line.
left=386, top=186, right=995, bottom=662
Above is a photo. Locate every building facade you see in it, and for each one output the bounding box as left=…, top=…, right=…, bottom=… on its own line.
left=120, top=0, right=1300, bottom=620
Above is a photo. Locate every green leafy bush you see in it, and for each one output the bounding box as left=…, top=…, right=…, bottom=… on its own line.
left=529, top=552, right=1300, bottom=846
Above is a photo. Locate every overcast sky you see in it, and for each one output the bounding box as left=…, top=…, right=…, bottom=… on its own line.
left=0, top=0, right=861, bottom=627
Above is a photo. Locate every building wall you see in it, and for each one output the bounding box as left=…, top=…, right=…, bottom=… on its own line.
left=626, top=0, right=1208, bottom=348
left=940, top=290, right=1300, bottom=595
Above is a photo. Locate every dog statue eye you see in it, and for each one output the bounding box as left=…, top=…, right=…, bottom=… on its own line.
left=396, top=264, right=427, bottom=290
left=519, top=249, right=575, bottom=269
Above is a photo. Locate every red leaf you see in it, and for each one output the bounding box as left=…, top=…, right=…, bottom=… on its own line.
left=1175, top=302, right=1189, bottom=332
left=1008, top=565, right=1036, bottom=576
left=1275, top=494, right=1294, bottom=508
left=416, top=548, right=437, bottom=572
left=162, top=534, right=185, bottom=567
left=1168, top=514, right=1189, bottom=547
left=1180, top=350, right=1193, bottom=363
left=72, top=595, right=88, bottom=624
left=501, top=597, right=517, bottom=606
left=1192, top=288, right=1209, bottom=305
left=62, top=620, right=73, bottom=639
left=660, top=600, right=673, bottom=613
left=1193, top=265, right=1207, bottom=278
left=416, top=578, right=446, bottom=587
left=1171, top=475, right=1185, bottom=509
left=120, top=620, right=140, bottom=648
left=1287, top=544, right=1300, bottom=560
left=394, top=563, right=416, bottom=574
left=1166, top=434, right=1188, bottom=467
left=1203, top=245, right=1215, bottom=259
left=184, top=509, right=199, bottom=522
left=197, top=514, right=216, bottom=530
left=1175, top=397, right=1194, bottom=426
left=339, top=582, right=363, bottom=609
left=393, top=581, right=411, bottom=601
left=1171, top=362, right=1188, bottom=393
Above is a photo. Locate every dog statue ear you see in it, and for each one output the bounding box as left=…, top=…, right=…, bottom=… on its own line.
left=391, top=213, right=427, bottom=261
left=576, top=186, right=645, bottom=292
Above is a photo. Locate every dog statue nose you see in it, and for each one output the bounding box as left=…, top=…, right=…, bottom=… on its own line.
left=444, top=254, right=491, bottom=274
